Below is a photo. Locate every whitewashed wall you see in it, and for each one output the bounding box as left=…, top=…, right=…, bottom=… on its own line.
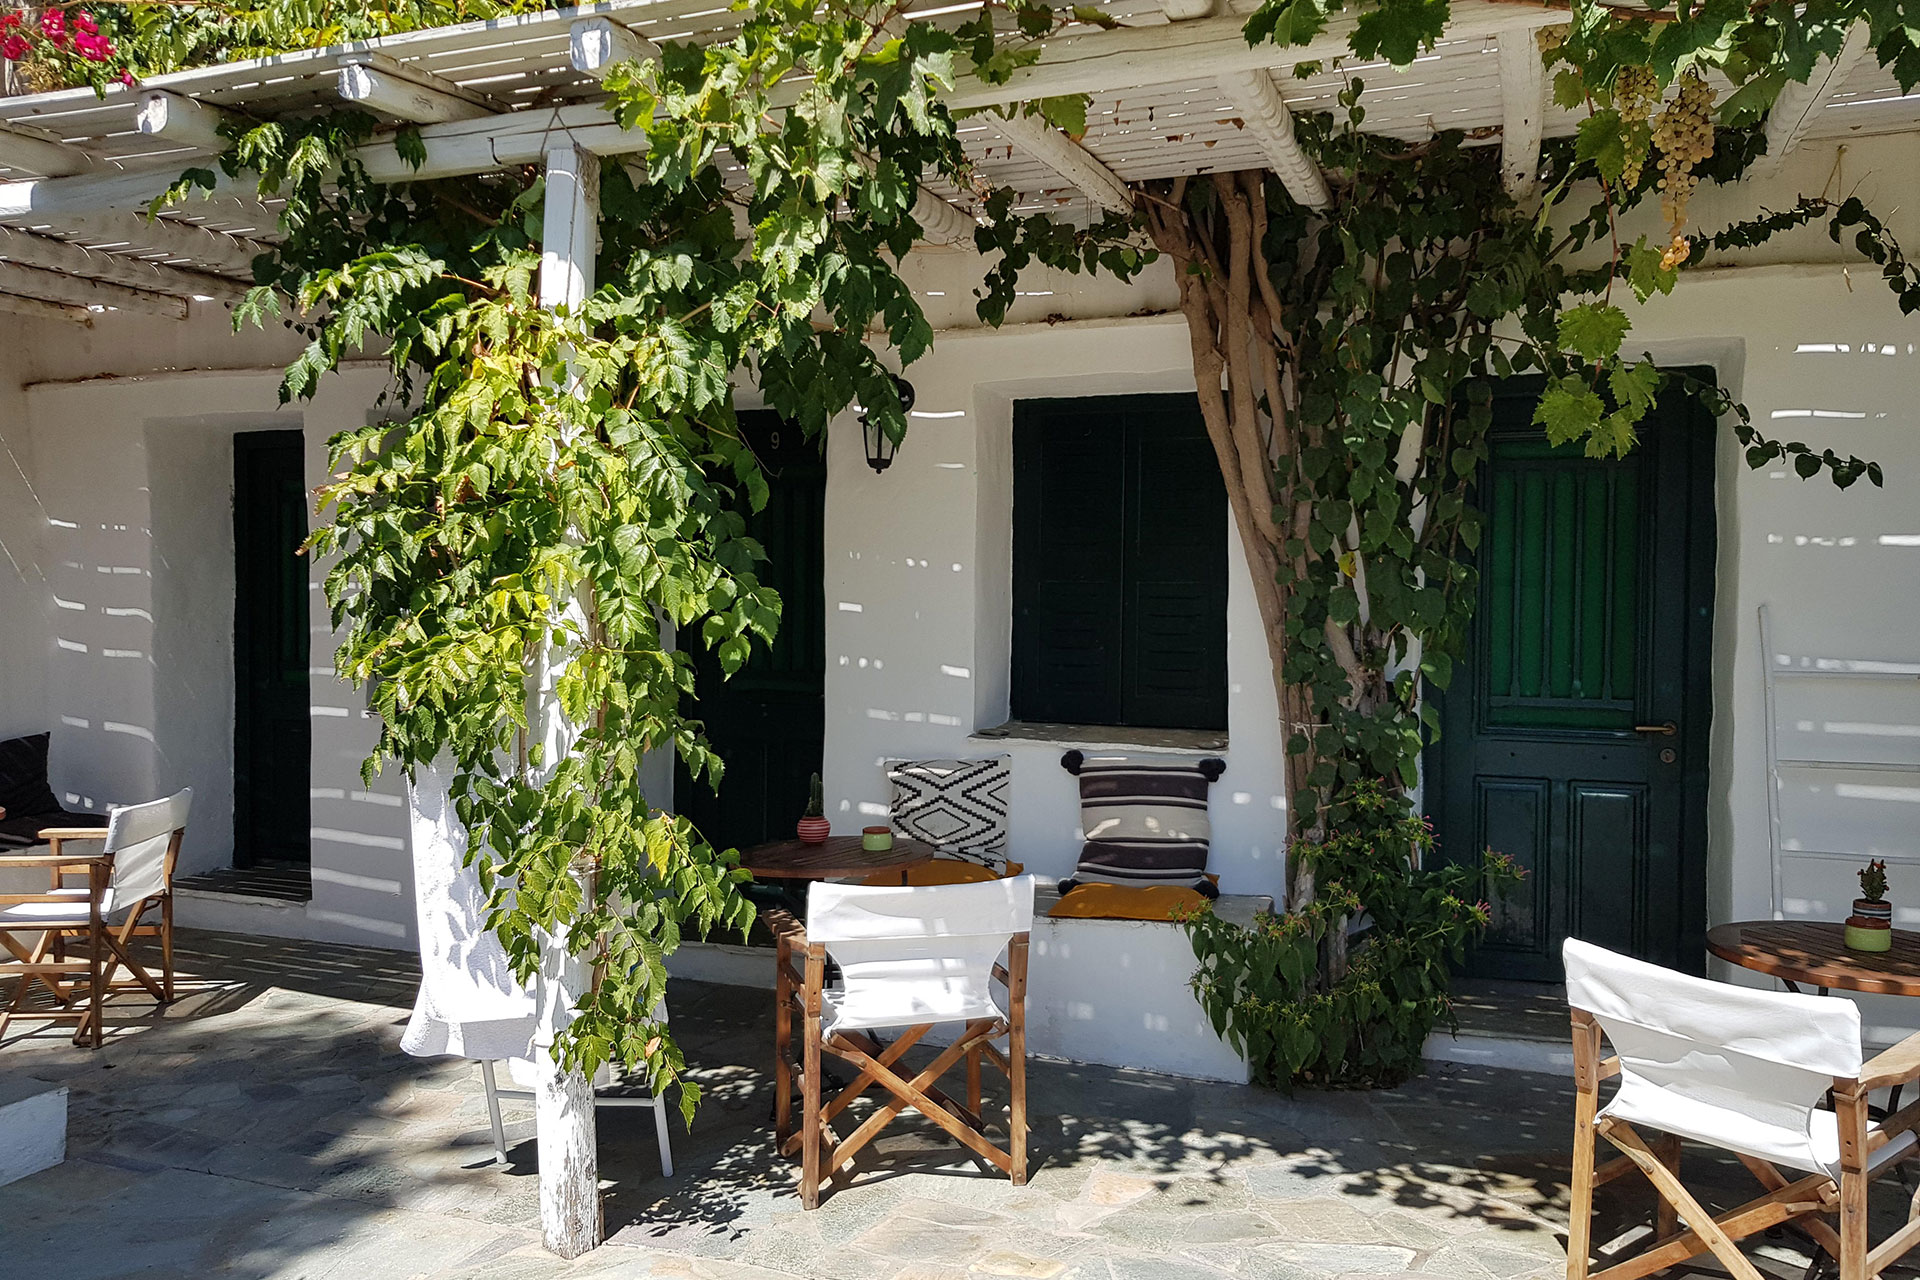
left=815, top=314, right=1290, bottom=897
left=1, top=134, right=1917, bottom=1000
left=17, top=361, right=414, bottom=947
left=1617, top=269, right=1920, bottom=1040
left=0, top=347, right=45, bottom=741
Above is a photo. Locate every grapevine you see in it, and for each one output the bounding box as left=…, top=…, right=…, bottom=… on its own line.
left=1652, top=70, right=1716, bottom=266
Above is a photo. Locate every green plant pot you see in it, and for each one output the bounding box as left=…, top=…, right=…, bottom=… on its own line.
left=1846, top=922, right=1893, bottom=953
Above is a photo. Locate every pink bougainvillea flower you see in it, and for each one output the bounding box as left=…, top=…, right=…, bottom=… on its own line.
left=73, top=11, right=99, bottom=35
left=75, top=31, right=111, bottom=62
left=118, top=70, right=135, bottom=86
left=39, top=9, right=63, bottom=37
left=0, top=11, right=20, bottom=29
left=0, top=32, right=28, bottom=60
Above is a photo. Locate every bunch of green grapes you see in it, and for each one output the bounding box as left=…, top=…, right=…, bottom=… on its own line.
left=1652, top=70, right=1716, bottom=235
left=1535, top=24, right=1568, bottom=54
left=1615, top=65, right=1659, bottom=190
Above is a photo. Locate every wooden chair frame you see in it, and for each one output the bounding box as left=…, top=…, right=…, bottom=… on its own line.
left=769, top=908, right=1028, bottom=1209
left=0, top=826, right=183, bottom=1048
left=1568, top=1007, right=1920, bottom=1280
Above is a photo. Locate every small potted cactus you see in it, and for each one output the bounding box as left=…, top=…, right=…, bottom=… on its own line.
left=1846, top=859, right=1893, bottom=953
left=796, top=772, right=829, bottom=844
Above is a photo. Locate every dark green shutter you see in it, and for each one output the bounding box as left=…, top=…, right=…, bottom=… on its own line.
left=1012, top=394, right=1227, bottom=731
left=1012, top=401, right=1127, bottom=724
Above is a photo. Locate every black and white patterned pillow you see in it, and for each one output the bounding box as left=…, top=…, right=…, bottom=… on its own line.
left=886, top=757, right=1011, bottom=871
left=1059, top=751, right=1226, bottom=897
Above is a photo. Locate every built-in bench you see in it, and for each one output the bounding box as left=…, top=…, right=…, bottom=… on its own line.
left=666, top=881, right=1273, bottom=1084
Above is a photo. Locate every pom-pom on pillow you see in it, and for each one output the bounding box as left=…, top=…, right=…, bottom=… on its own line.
left=1059, top=750, right=1226, bottom=897
left=886, top=756, right=1011, bottom=872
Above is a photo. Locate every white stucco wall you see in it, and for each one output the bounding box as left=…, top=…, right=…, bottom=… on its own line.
left=0, top=343, right=46, bottom=741
left=817, top=314, right=1289, bottom=897
left=1, top=136, right=1917, bottom=1065
left=1616, top=267, right=1920, bottom=1040
left=19, top=362, right=414, bottom=947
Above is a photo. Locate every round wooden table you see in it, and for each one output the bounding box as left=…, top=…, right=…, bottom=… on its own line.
left=737, top=834, right=936, bottom=883
left=1707, top=920, right=1920, bottom=997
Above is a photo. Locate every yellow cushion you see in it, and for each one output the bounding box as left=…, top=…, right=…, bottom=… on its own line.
left=1046, top=882, right=1212, bottom=922
left=857, top=859, right=1025, bottom=887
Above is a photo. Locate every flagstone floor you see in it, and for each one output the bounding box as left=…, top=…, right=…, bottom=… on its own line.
left=0, top=929, right=1898, bottom=1279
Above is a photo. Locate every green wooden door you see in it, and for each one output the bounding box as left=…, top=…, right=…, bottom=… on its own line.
left=673, top=412, right=825, bottom=854
left=1428, top=377, right=1716, bottom=980
left=233, top=430, right=313, bottom=867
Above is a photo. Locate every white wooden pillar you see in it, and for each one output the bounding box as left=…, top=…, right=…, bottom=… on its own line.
left=531, top=142, right=603, bottom=1261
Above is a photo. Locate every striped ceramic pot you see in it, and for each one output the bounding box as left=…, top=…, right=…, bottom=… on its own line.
left=1853, top=898, right=1893, bottom=925
left=796, top=816, right=831, bottom=844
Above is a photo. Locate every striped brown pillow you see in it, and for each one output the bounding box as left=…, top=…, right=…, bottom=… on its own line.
left=1059, top=751, right=1225, bottom=897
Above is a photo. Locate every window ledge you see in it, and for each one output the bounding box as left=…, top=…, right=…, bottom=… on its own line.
left=971, top=720, right=1227, bottom=754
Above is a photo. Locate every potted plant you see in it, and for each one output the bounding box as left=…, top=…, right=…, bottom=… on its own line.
left=1846, top=859, right=1893, bottom=953
left=796, top=773, right=829, bottom=844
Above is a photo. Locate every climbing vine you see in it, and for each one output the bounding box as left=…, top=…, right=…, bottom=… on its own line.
left=159, top=0, right=1140, bottom=1126
left=94, top=0, right=1918, bottom=1102
left=983, top=18, right=1912, bottom=1082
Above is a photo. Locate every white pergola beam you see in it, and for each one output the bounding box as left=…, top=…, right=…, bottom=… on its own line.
left=136, top=91, right=237, bottom=151
left=0, top=0, right=1571, bottom=221
left=910, top=188, right=976, bottom=247
left=0, top=261, right=187, bottom=318
left=38, top=211, right=271, bottom=279
left=990, top=110, right=1133, bottom=214
left=568, top=16, right=659, bottom=80
left=0, top=225, right=248, bottom=300
left=0, top=292, right=92, bottom=325
left=942, top=2, right=1568, bottom=111
left=1761, top=21, right=1872, bottom=175
left=529, top=141, right=603, bottom=1260
left=0, top=124, right=90, bottom=179
left=338, top=51, right=496, bottom=124
left=1217, top=69, right=1329, bottom=210
left=1496, top=32, right=1547, bottom=200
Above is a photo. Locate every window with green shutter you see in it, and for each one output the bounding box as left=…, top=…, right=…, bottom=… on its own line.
left=1011, top=394, right=1228, bottom=731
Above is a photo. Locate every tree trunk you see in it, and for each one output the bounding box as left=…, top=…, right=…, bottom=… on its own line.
left=1143, top=173, right=1333, bottom=909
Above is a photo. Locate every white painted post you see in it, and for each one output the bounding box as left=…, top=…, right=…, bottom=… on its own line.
left=531, top=142, right=603, bottom=1261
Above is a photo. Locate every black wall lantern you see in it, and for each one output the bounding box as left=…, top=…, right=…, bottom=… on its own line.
left=860, top=374, right=916, bottom=474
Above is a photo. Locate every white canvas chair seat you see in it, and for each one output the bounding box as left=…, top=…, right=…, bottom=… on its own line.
left=1565, top=938, right=1920, bottom=1280
left=820, top=954, right=1010, bottom=1033
left=776, top=876, right=1035, bottom=1209
left=1606, top=1076, right=1917, bottom=1179
left=0, top=788, right=191, bottom=1049
left=0, top=886, right=118, bottom=925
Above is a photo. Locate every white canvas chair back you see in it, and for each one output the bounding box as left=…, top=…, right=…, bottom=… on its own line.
left=1564, top=937, right=1866, bottom=1176
left=105, top=788, right=191, bottom=904
left=807, top=874, right=1034, bottom=1033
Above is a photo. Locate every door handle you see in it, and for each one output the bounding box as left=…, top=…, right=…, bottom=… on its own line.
left=1634, top=721, right=1678, bottom=737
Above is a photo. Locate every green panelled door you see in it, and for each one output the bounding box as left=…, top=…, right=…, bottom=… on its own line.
left=1428, top=377, right=1716, bottom=980
left=673, top=412, right=826, bottom=854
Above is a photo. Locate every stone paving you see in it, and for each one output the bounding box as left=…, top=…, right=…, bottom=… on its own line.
left=0, top=929, right=1893, bottom=1279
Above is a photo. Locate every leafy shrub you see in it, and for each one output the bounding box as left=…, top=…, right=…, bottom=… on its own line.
left=1181, top=781, right=1521, bottom=1089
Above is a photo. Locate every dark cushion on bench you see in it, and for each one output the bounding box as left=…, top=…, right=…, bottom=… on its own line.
left=0, top=733, right=61, bottom=818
